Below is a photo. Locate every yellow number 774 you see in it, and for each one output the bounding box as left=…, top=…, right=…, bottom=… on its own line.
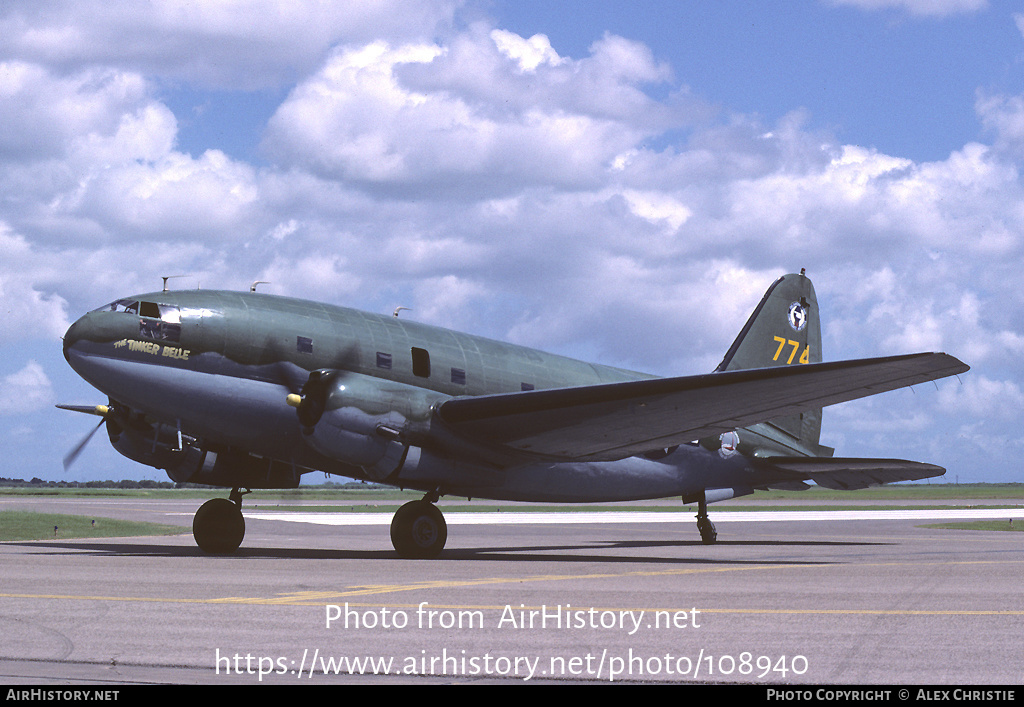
left=773, top=336, right=810, bottom=365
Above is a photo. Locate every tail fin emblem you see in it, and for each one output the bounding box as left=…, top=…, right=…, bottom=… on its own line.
left=788, top=302, right=808, bottom=332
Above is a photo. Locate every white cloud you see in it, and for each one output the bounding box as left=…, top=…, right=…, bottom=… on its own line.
left=938, top=375, right=1024, bottom=421
left=0, top=361, right=55, bottom=414
left=490, top=30, right=565, bottom=73
left=976, top=91, right=1024, bottom=157
left=0, top=224, right=70, bottom=345
left=261, top=30, right=679, bottom=195
left=0, top=63, right=154, bottom=160
left=0, top=60, right=263, bottom=263
left=620, top=190, right=692, bottom=233
left=72, top=149, right=260, bottom=240
left=0, top=0, right=463, bottom=89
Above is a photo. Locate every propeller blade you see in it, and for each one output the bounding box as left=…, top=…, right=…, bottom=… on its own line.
left=63, top=417, right=105, bottom=471
left=56, top=404, right=109, bottom=417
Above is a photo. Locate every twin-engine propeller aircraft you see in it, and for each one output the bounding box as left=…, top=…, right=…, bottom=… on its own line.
left=60, top=271, right=968, bottom=557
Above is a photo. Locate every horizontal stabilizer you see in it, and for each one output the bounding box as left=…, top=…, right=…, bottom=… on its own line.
left=436, top=352, right=969, bottom=462
left=753, top=457, right=946, bottom=490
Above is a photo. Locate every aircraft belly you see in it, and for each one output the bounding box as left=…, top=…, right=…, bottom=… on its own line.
left=399, top=444, right=750, bottom=503
left=66, top=349, right=301, bottom=459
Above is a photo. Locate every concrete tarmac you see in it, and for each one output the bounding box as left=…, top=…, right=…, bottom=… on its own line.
left=1, top=496, right=1022, bottom=685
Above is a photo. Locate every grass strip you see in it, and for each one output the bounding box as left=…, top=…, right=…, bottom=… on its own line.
left=919, top=520, right=1024, bottom=532
left=0, top=511, right=188, bottom=542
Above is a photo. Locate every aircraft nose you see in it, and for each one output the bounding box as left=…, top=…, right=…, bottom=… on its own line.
left=62, top=314, right=94, bottom=365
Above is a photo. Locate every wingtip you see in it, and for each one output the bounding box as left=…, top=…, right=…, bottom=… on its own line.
left=936, top=352, right=970, bottom=375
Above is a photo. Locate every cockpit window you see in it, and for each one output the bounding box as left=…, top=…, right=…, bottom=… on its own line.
left=91, top=298, right=182, bottom=342
left=138, top=302, right=181, bottom=342
left=139, top=301, right=160, bottom=319
left=93, top=299, right=138, bottom=314
left=158, top=304, right=181, bottom=324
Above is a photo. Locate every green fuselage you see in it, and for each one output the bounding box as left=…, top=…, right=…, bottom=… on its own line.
left=61, top=286, right=834, bottom=502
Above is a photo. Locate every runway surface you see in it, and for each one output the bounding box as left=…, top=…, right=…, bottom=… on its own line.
left=1, top=495, right=1022, bottom=685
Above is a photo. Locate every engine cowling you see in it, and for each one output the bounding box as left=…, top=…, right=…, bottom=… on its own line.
left=287, top=369, right=413, bottom=481
left=105, top=412, right=298, bottom=488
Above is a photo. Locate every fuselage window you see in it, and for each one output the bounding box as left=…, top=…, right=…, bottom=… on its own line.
left=521, top=382, right=535, bottom=391
left=451, top=368, right=466, bottom=385
left=411, top=347, right=430, bottom=378
left=376, top=352, right=392, bottom=370
left=297, top=336, right=313, bottom=354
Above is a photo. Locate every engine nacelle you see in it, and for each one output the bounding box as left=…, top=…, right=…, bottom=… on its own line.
left=105, top=415, right=192, bottom=477
left=181, top=448, right=299, bottom=488
left=106, top=415, right=298, bottom=488
left=304, top=406, right=408, bottom=480
left=290, top=369, right=430, bottom=481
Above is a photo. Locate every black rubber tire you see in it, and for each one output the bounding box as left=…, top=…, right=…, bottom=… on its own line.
left=390, top=500, right=447, bottom=558
left=193, top=498, right=245, bottom=554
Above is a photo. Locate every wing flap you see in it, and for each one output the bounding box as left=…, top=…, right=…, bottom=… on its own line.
left=436, top=352, right=968, bottom=461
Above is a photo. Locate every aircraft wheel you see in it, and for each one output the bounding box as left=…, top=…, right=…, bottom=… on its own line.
left=193, top=498, right=245, bottom=554
left=697, top=517, right=717, bottom=545
left=391, top=500, right=447, bottom=558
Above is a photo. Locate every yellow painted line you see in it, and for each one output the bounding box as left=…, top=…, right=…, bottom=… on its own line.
left=2, top=559, right=1023, bottom=610
left=0, top=564, right=795, bottom=605
left=0, top=593, right=212, bottom=604
left=0, top=592, right=1019, bottom=617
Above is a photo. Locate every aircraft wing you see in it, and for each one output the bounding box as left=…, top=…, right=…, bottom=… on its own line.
left=435, top=352, right=968, bottom=462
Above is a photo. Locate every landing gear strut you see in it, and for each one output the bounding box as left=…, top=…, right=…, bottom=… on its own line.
left=696, top=496, right=717, bottom=545
left=390, top=489, right=447, bottom=558
left=193, top=488, right=247, bottom=554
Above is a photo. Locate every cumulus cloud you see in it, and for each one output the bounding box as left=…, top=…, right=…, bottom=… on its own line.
left=0, top=361, right=55, bottom=414
left=261, top=30, right=680, bottom=197
left=976, top=91, right=1024, bottom=157
left=0, top=224, right=71, bottom=345
left=938, top=374, right=1024, bottom=421
left=490, top=29, right=565, bottom=72
left=0, top=61, right=265, bottom=304
left=0, top=63, right=155, bottom=160
left=0, top=0, right=463, bottom=89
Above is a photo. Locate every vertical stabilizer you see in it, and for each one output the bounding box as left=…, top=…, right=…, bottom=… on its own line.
left=715, top=271, right=828, bottom=452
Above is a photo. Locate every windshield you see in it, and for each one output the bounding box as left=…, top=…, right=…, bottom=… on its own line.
left=93, top=299, right=181, bottom=342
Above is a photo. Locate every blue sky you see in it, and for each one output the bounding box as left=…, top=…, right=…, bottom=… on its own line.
left=2, top=0, right=1023, bottom=485
left=496, top=0, right=1024, bottom=162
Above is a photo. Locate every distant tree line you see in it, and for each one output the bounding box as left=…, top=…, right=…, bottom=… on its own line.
left=0, top=477, right=377, bottom=489
left=1, top=477, right=212, bottom=489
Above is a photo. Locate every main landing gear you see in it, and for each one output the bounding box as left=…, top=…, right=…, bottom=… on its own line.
left=696, top=495, right=717, bottom=545
left=193, top=488, right=247, bottom=554
left=390, top=489, right=447, bottom=559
